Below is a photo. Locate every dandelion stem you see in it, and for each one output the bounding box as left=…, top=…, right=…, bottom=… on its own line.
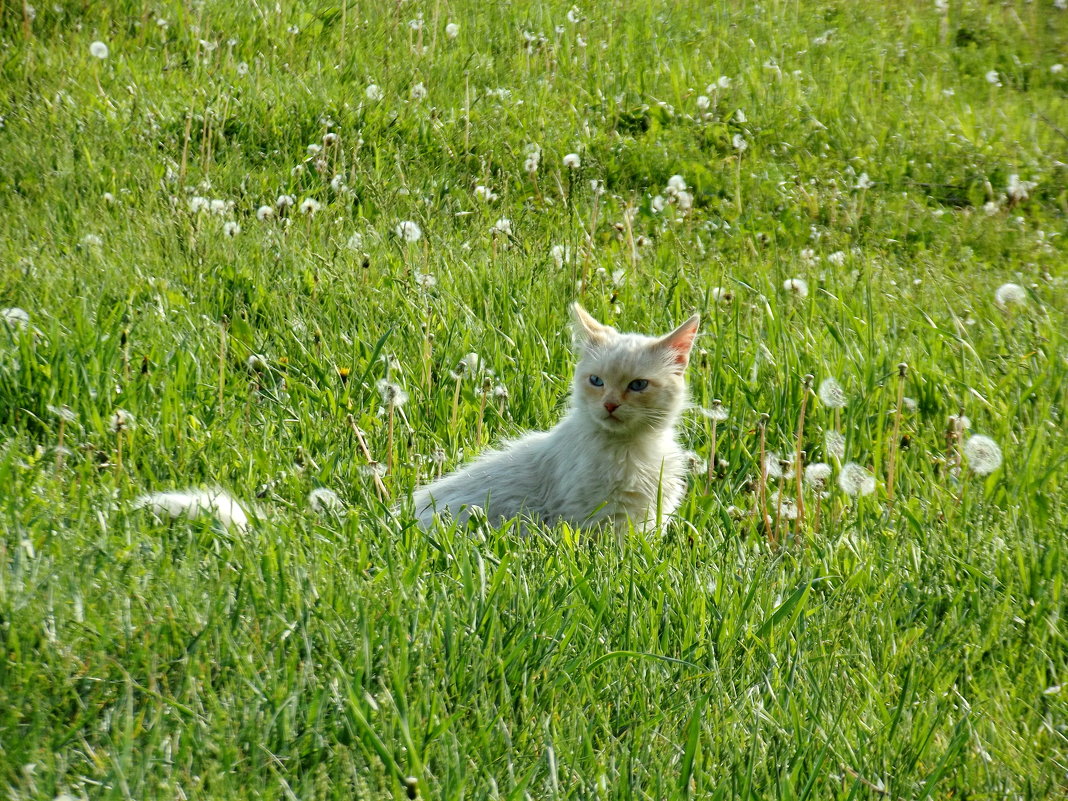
left=757, top=414, right=772, bottom=543
left=115, top=430, right=123, bottom=475
left=794, top=374, right=812, bottom=542
left=476, top=377, right=490, bottom=447
left=450, top=374, right=463, bottom=431
left=707, top=419, right=718, bottom=485
left=217, top=318, right=227, bottom=418
left=386, top=403, right=395, bottom=477
left=886, top=362, right=907, bottom=505
left=56, top=417, right=66, bottom=471
left=347, top=414, right=389, bottom=501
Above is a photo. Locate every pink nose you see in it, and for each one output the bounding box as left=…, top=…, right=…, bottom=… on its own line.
left=604, top=401, right=620, bottom=413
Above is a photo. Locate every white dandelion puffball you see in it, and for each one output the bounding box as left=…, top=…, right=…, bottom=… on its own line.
left=365, top=83, right=384, bottom=101
left=711, top=286, right=732, bottom=303
left=256, top=205, right=274, bottom=221
left=763, top=451, right=783, bottom=480
left=666, top=174, right=687, bottom=194
left=696, top=95, right=710, bottom=111
left=346, top=232, right=364, bottom=250
left=838, top=462, right=876, bottom=496
left=299, top=197, right=321, bottom=215
left=985, top=70, right=1000, bottom=85
left=551, top=244, right=570, bottom=267
left=410, top=82, right=427, bottom=101
left=308, top=487, right=344, bottom=514
left=90, top=41, right=109, bottom=59
left=855, top=172, right=874, bottom=190
left=563, top=152, right=581, bottom=169
left=683, top=451, right=708, bottom=475
left=376, top=379, right=409, bottom=407
left=732, top=133, right=748, bottom=152
left=275, top=194, right=295, bottom=211
left=804, top=462, right=833, bottom=488
left=490, top=217, right=512, bottom=236
left=964, top=435, right=1002, bottom=475
left=783, top=277, right=809, bottom=298
left=395, top=220, right=422, bottom=242
left=818, top=377, right=847, bottom=409
left=223, top=221, right=241, bottom=237
left=247, top=353, right=268, bottom=372
left=824, top=430, right=845, bottom=462
left=700, top=401, right=729, bottom=422
left=133, top=488, right=250, bottom=532
left=109, top=408, right=134, bottom=433
left=445, top=22, right=459, bottom=38
left=2, top=307, right=30, bottom=329
left=994, top=283, right=1027, bottom=308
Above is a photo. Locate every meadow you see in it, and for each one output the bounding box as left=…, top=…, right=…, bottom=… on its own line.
left=1, top=0, right=1067, bottom=797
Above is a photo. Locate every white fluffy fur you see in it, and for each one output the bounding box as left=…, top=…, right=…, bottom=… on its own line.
left=412, top=304, right=699, bottom=531
left=132, top=487, right=250, bottom=531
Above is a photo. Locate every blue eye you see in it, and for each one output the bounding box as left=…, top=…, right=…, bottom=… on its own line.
left=627, top=379, right=649, bottom=392
left=589, top=375, right=604, bottom=387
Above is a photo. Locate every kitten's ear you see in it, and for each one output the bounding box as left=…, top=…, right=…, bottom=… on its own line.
left=656, top=314, right=700, bottom=371
left=571, top=303, right=614, bottom=348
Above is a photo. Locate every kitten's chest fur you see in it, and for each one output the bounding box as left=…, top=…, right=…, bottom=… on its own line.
left=549, top=419, right=684, bottom=527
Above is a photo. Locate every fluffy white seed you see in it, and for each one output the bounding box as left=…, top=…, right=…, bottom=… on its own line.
left=964, top=435, right=1002, bottom=475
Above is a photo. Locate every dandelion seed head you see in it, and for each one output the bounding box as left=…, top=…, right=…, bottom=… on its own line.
left=223, top=221, right=241, bottom=237
left=410, top=82, right=427, bottom=101
left=109, top=408, right=134, bottom=433
left=89, top=41, right=109, bottom=59
left=666, top=175, right=687, bottom=194
left=1006, top=175, right=1037, bottom=203
left=551, top=244, right=571, bottom=267
left=838, top=462, right=875, bottom=496
left=445, top=22, right=459, bottom=38
left=563, top=152, right=581, bottom=169
left=827, top=250, right=846, bottom=266
left=763, top=451, right=783, bottom=480
left=994, top=282, right=1027, bottom=308
left=276, top=194, right=295, bottom=210
left=299, top=198, right=321, bottom=215
left=376, top=379, right=409, bottom=407
left=247, top=354, right=267, bottom=372
left=824, top=430, right=845, bottom=461
left=855, top=172, right=874, bottom=190
left=414, top=271, right=437, bottom=289
left=490, top=217, right=512, bottom=236
left=804, top=462, right=832, bottom=488
left=783, top=277, right=809, bottom=298
left=2, top=307, right=30, bottom=329
left=308, top=487, right=344, bottom=514
left=769, top=490, right=798, bottom=519
left=964, top=434, right=1002, bottom=475
left=651, top=195, right=666, bottom=213
left=256, top=205, right=274, bottom=221
left=985, top=70, right=1000, bottom=86
left=732, top=133, right=748, bottom=152
left=47, top=404, right=77, bottom=423
left=365, top=83, right=384, bottom=101
left=395, top=220, right=422, bottom=242
left=818, top=377, right=847, bottom=409
left=346, top=232, right=364, bottom=250
left=696, top=95, right=710, bottom=111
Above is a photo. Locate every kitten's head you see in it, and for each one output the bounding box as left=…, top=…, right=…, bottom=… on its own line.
left=570, top=303, right=699, bottom=436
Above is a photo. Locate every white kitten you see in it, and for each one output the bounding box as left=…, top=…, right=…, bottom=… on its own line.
left=412, top=303, right=700, bottom=531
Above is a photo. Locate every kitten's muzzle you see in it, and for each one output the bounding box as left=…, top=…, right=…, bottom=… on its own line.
left=603, top=401, right=620, bottom=413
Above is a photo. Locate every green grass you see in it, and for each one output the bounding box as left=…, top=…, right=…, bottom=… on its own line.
left=1, top=0, right=1067, bottom=797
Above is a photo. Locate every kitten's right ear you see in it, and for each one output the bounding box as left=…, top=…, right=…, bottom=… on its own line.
left=571, top=303, right=613, bottom=349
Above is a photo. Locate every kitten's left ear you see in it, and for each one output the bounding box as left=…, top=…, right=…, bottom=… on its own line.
left=571, top=303, right=615, bottom=349
left=657, top=314, right=701, bottom=371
